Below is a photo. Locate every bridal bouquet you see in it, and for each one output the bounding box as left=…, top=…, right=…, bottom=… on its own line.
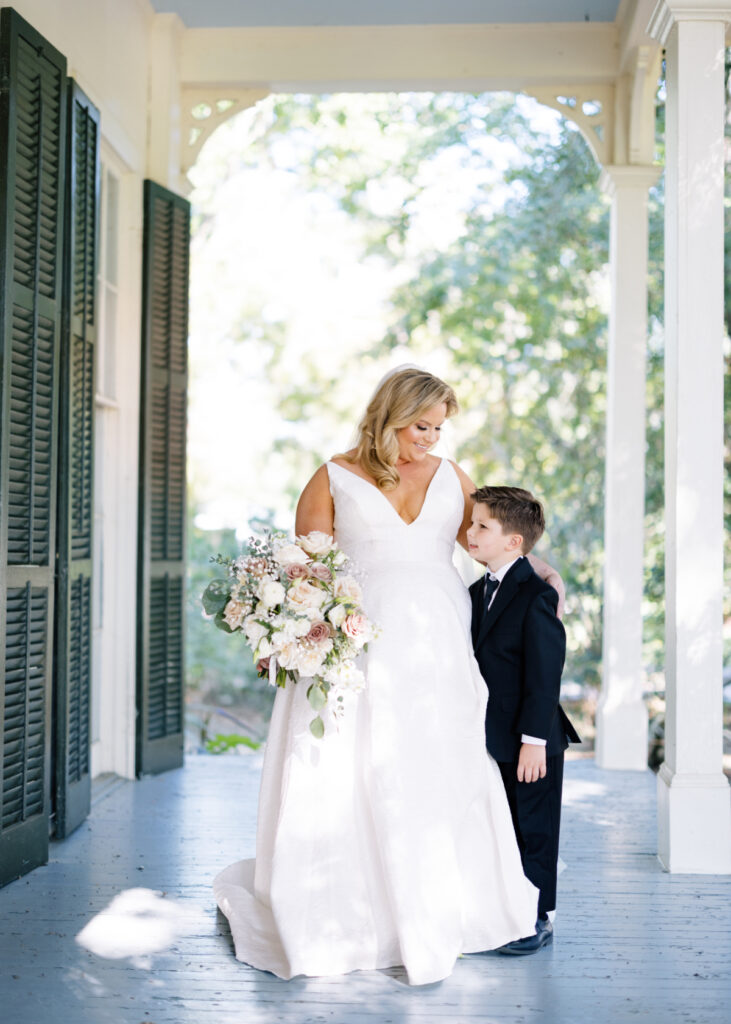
left=201, top=531, right=373, bottom=738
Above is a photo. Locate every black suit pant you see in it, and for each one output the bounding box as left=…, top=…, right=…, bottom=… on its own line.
left=498, top=751, right=564, bottom=920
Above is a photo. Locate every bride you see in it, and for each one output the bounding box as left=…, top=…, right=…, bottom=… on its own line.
left=214, top=367, right=562, bottom=986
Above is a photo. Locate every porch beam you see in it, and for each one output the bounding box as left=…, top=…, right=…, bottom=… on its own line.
left=648, top=0, right=731, bottom=872
left=179, top=23, right=621, bottom=92
left=596, top=164, right=659, bottom=772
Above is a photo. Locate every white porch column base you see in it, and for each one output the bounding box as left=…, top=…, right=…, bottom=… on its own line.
left=595, top=165, right=658, bottom=772
left=657, top=765, right=731, bottom=872
left=648, top=3, right=731, bottom=871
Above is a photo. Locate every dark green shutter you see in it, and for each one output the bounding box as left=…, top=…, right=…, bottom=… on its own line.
left=136, top=181, right=189, bottom=775
left=54, top=81, right=99, bottom=838
left=0, top=9, right=67, bottom=886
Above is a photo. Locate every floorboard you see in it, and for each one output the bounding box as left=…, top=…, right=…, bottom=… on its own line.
left=1, top=755, right=729, bottom=1024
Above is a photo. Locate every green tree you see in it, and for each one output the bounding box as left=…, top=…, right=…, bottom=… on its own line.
left=374, top=123, right=615, bottom=685
left=237, top=93, right=652, bottom=686
left=186, top=507, right=275, bottom=727
left=190, top=86, right=731, bottom=707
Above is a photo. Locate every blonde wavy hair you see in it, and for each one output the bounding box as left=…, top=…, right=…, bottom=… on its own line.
left=346, top=368, right=458, bottom=490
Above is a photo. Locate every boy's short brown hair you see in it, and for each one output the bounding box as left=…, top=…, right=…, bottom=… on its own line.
left=470, top=485, right=545, bottom=553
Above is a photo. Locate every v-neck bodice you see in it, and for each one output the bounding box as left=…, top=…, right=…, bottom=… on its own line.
left=326, top=458, right=463, bottom=572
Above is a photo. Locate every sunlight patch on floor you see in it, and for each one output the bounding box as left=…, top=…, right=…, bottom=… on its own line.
left=75, top=887, right=189, bottom=960
left=561, top=778, right=608, bottom=805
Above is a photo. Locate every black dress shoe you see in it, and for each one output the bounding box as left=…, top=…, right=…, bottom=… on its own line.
left=498, top=918, right=553, bottom=956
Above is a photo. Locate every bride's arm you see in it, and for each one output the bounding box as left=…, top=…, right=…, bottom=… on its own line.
left=449, top=461, right=565, bottom=618
left=295, top=464, right=335, bottom=537
left=451, top=461, right=479, bottom=553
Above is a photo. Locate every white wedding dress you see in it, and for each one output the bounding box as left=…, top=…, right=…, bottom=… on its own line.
left=213, top=458, right=538, bottom=985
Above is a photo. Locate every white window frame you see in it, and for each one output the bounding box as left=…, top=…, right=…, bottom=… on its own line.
left=90, top=139, right=137, bottom=780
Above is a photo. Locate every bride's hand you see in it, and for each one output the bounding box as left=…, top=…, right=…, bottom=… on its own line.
left=526, top=553, right=565, bottom=618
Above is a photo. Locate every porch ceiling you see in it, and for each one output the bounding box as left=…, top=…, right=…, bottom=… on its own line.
left=149, top=0, right=622, bottom=29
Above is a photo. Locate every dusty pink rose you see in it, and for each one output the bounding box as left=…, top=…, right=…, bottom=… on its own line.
left=342, top=613, right=370, bottom=647
left=307, top=621, right=332, bottom=644
left=309, top=562, right=333, bottom=582
left=285, top=563, right=310, bottom=580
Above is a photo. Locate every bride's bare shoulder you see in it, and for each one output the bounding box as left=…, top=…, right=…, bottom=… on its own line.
left=296, top=464, right=334, bottom=535
left=301, top=463, right=331, bottom=492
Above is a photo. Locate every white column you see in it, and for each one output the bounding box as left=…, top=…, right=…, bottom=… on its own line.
left=147, top=13, right=184, bottom=190
left=596, top=166, right=659, bottom=771
left=648, top=1, right=731, bottom=872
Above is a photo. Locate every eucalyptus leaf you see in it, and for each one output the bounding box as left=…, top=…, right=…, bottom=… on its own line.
left=202, top=579, right=230, bottom=615
left=213, top=609, right=234, bottom=633
left=309, top=716, right=325, bottom=739
left=307, top=684, right=327, bottom=711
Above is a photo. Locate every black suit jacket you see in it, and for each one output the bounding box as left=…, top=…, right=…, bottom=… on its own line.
left=469, top=557, right=580, bottom=763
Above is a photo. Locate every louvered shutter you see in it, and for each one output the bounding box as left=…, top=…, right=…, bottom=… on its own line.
left=54, top=82, right=99, bottom=838
left=136, top=181, right=189, bottom=775
left=0, top=9, right=67, bottom=886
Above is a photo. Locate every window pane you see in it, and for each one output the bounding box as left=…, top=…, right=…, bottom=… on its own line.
left=105, top=170, right=119, bottom=286
left=103, top=284, right=117, bottom=397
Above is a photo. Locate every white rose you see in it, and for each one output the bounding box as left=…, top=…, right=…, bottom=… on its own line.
left=275, top=619, right=293, bottom=639
left=257, top=637, right=272, bottom=658
left=243, top=615, right=268, bottom=644
left=297, top=531, right=334, bottom=556
left=325, top=659, right=365, bottom=692
left=327, top=604, right=347, bottom=628
left=273, top=543, right=310, bottom=567
left=287, top=577, right=327, bottom=610
left=296, top=644, right=327, bottom=677
left=333, top=549, right=348, bottom=567
left=257, top=578, right=285, bottom=608
left=222, top=599, right=248, bottom=631
left=275, top=640, right=301, bottom=671
left=270, top=630, right=288, bottom=652
left=334, top=575, right=363, bottom=605
left=278, top=614, right=312, bottom=639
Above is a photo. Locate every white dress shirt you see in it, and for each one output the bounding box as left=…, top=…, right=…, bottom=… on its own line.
left=485, top=555, right=546, bottom=749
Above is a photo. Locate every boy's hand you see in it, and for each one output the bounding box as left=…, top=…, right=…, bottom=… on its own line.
left=517, top=743, right=547, bottom=783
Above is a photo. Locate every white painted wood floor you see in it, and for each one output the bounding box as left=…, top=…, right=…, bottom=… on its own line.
left=1, top=754, right=729, bottom=1024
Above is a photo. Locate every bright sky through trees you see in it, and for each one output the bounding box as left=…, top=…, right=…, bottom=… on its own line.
left=187, top=93, right=566, bottom=535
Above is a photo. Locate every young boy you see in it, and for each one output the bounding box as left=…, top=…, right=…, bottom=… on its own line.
left=466, top=485, right=580, bottom=955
